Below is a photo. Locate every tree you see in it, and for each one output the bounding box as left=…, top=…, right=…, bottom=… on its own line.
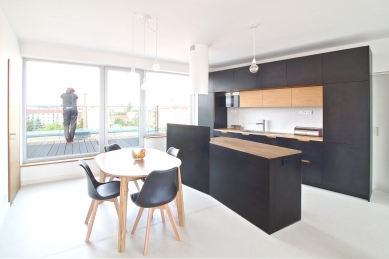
left=26, top=117, right=43, bottom=131
left=77, top=118, right=84, bottom=129
left=41, top=122, right=64, bottom=131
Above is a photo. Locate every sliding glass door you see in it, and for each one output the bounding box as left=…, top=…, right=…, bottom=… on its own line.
left=105, top=68, right=141, bottom=148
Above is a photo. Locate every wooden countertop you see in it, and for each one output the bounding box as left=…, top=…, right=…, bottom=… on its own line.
left=210, top=137, right=302, bottom=159
left=214, top=128, right=323, bottom=142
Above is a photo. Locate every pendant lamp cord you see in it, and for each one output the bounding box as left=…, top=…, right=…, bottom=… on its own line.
left=132, top=13, right=135, bottom=69
left=253, top=26, right=256, bottom=59
left=143, top=17, right=146, bottom=80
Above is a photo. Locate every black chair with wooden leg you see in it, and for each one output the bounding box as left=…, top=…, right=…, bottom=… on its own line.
left=104, top=143, right=141, bottom=192
left=130, top=167, right=181, bottom=256
left=141, top=147, right=179, bottom=183
left=79, top=159, right=120, bottom=242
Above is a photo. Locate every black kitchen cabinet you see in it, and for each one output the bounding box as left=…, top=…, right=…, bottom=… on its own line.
left=213, top=130, right=233, bottom=138
left=208, top=72, right=214, bottom=92
left=198, top=93, right=214, bottom=136
left=214, top=108, right=227, bottom=129
left=213, top=69, right=234, bottom=92
left=250, top=134, right=277, bottom=145
left=323, top=46, right=370, bottom=84
left=233, top=133, right=252, bottom=141
left=257, top=60, right=287, bottom=88
left=322, top=142, right=371, bottom=200
left=291, top=140, right=323, bottom=186
left=323, top=81, right=370, bottom=146
left=287, top=54, right=322, bottom=86
left=232, top=66, right=257, bottom=91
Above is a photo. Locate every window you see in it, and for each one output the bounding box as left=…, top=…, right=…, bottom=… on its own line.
left=23, top=60, right=193, bottom=163
left=144, top=71, right=192, bottom=134
left=25, top=60, right=100, bottom=160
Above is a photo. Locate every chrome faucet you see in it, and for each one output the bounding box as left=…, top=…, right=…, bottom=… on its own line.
left=256, top=120, right=265, bottom=132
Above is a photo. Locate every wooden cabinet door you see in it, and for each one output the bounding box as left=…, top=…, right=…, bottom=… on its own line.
left=239, top=90, right=262, bottom=107
left=323, top=46, right=370, bottom=84
left=262, top=88, right=291, bottom=107
left=287, top=54, right=322, bottom=86
left=323, top=81, right=370, bottom=146
left=291, top=86, right=323, bottom=107
left=322, top=142, right=370, bottom=200
left=257, top=60, right=287, bottom=88
left=213, top=69, right=233, bottom=92
left=198, top=93, right=214, bottom=136
left=233, top=66, right=257, bottom=91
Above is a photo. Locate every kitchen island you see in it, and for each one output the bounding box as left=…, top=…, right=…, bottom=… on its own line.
left=210, top=137, right=302, bottom=234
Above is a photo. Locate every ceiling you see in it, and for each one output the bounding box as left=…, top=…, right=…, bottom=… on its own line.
left=1, top=0, right=389, bottom=69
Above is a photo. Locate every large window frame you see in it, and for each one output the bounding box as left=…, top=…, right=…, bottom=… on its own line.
left=22, top=58, right=194, bottom=164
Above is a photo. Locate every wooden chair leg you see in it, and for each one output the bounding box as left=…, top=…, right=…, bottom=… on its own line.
left=143, top=208, right=153, bottom=256
left=85, top=200, right=99, bottom=242
left=112, top=198, right=120, bottom=217
left=160, top=208, right=165, bottom=223
left=108, top=176, right=115, bottom=182
left=165, top=204, right=181, bottom=242
left=85, top=200, right=94, bottom=224
left=131, top=207, right=144, bottom=234
left=133, top=180, right=141, bottom=191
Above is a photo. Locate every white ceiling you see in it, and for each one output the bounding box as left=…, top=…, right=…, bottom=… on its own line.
left=1, top=0, right=389, bottom=68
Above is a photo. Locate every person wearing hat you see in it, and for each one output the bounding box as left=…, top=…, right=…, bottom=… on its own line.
left=60, top=87, right=78, bottom=142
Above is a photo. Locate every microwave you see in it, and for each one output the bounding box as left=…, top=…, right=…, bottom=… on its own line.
left=216, top=92, right=240, bottom=107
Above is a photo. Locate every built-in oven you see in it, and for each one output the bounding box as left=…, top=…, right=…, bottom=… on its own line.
left=216, top=92, right=240, bottom=107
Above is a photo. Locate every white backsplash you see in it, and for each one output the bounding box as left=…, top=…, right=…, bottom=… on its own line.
left=227, top=107, right=323, bottom=133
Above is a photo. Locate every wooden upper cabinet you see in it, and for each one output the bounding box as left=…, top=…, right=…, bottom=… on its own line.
left=291, top=86, right=323, bottom=107
left=240, top=90, right=263, bottom=107
left=287, top=54, right=323, bottom=86
left=233, top=66, right=257, bottom=91
left=262, top=88, right=291, bottom=107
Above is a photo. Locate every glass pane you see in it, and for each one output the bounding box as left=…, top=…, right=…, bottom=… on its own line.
left=106, top=70, right=140, bottom=148
left=25, top=61, right=100, bottom=160
left=145, top=71, right=191, bottom=134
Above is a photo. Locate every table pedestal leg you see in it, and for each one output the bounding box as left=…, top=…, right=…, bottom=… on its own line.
left=118, top=177, right=129, bottom=252
left=176, top=166, right=186, bottom=227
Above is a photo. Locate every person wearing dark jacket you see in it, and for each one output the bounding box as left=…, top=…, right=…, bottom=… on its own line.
left=60, top=87, right=78, bottom=142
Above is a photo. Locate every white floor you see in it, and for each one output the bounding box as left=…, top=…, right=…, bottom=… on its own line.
left=1, top=178, right=389, bottom=258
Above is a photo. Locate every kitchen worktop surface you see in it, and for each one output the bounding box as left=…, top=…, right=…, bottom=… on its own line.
left=210, top=137, right=302, bottom=159
left=214, top=128, right=323, bottom=142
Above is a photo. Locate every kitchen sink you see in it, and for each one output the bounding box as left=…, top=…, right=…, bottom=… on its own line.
left=241, top=130, right=287, bottom=135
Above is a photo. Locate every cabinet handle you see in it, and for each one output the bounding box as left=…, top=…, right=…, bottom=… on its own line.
left=267, top=135, right=277, bottom=138
left=298, top=139, right=310, bottom=142
left=241, top=133, right=250, bottom=136
left=302, top=159, right=310, bottom=163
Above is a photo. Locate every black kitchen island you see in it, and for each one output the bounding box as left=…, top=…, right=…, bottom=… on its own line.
left=210, top=137, right=302, bottom=234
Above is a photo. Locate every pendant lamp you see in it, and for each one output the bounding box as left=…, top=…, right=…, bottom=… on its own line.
left=249, top=24, right=259, bottom=73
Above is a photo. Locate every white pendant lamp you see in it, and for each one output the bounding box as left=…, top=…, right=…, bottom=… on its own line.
left=249, top=24, right=259, bottom=73
left=189, top=44, right=209, bottom=94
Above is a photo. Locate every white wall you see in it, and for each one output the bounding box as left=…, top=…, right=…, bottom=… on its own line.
left=228, top=107, right=323, bottom=133
left=21, top=159, right=100, bottom=186
left=20, top=42, right=189, bottom=74
left=0, top=7, right=22, bottom=226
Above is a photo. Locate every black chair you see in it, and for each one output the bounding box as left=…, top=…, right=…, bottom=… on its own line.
left=104, top=143, right=121, bottom=152
left=79, top=159, right=120, bottom=242
left=141, top=147, right=179, bottom=183
left=104, top=144, right=141, bottom=192
left=130, top=167, right=181, bottom=255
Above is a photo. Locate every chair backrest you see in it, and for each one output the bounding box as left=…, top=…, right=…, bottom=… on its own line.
left=78, top=159, right=103, bottom=200
left=133, top=167, right=178, bottom=208
left=104, top=143, right=121, bottom=152
left=166, top=147, right=179, bottom=158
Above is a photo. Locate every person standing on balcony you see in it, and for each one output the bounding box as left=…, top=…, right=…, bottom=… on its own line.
left=60, top=87, right=78, bottom=143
